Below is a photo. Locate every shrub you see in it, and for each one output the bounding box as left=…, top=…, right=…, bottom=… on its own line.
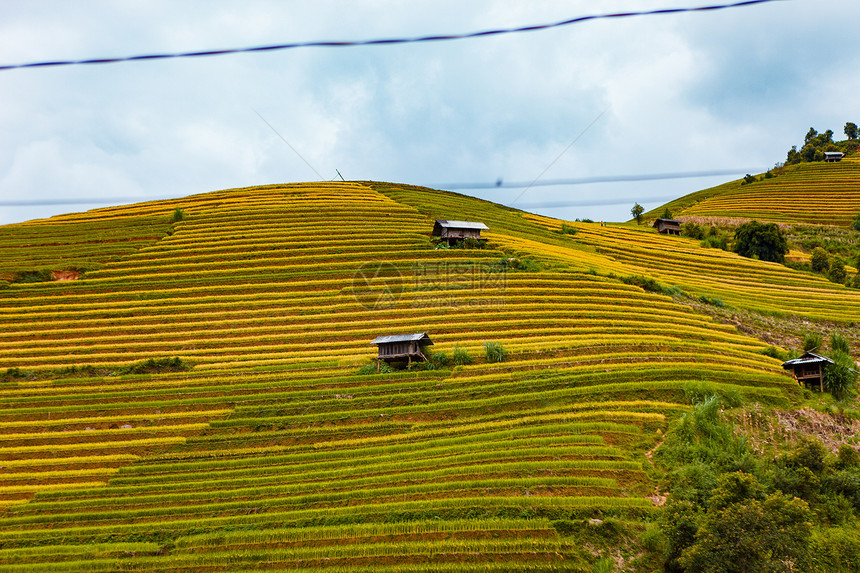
left=461, top=237, right=485, bottom=249
left=803, top=332, right=822, bottom=352
left=559, top=223, right=578, bottom=235
left=683, top=222, right=705, bottom=240
left=741, top=173, right=757, bottom=185
left=661, top=207, right=673, bottom=219
left=682, top=382, right=742, bottom=408
left=831, top=332, right=851, bottom=355
left=824, top=350, right=859, bottom=400
left=619, top=274, right=665, bottom=293
left=829, top=257, right=847, bottom=284
left=698, top=294, right=724, bottom=307
left=732, top=220, right=788, bottom=263
left=172, top=208, right=185, bottom=222
left=13, top=269, right=52, bottom=283
left=853, top=212, right=860, bottom=232
left=451, top=346, right=473, bottom=366
left=426, top=351, right=450, bottom=370
left=357, top=361, right=393, bottom=375
left=641, top=523, right=669, bottom=554
left=484, top=341, right=507, bottom=363
left=811, top=247, right=830, bottom=273
left=497, top=256, right=542, bottom=272
left=761, top=346, right=784, bottom=360
left=681, top=488, right=814, bottom=573
left=701, top=235, right=728, bottom=250
left=115, top=357, right=191, bottom=375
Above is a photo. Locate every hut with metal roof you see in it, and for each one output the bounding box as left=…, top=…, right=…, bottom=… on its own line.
left=432, top=220, right=489, bottom=245
left=371, top=332, right=434, bottom=365
left=824, top=151, right=844, bottom=163
left=653, top=218, right=682, bottom=236
left=782, top=351, right=834, bottom=392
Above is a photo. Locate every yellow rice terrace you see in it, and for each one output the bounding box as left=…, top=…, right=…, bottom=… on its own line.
left=0, top=181, right=857, bottom=572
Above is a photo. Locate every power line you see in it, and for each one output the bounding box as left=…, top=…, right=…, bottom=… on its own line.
left=0, top=167, right=762, bottom=209
left=0, top=0, right=783, bottom=72
left=510, top=107, right=609, bottom=206
left=252, top=109, right=325, bottom=180
left=518, top=195, right=683, bottom=209
left=437, top=168, right=764, bottom=190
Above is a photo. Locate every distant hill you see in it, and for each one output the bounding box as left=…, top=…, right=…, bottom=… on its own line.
left=646, top=156, right=860, bottom=227
left=0, top=182, right=857, bottom=571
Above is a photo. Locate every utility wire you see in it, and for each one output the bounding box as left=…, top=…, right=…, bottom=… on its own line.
left=0, top=168, right=762, bottom=208
left=252, top=109, right=325, bottom=180
left=510, top=107, right=609, bottom=206
left=0, top=0, right=783, bottom=72
left=437, top=168, right=764, bottom=190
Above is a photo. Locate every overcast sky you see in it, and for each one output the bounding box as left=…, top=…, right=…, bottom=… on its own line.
left=1, top=0, right=858, bottom=226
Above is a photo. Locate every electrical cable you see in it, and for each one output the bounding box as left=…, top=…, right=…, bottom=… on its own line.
left=436, top=168, right=765, bottom=190
left=0, top=0, right=784, bottom=72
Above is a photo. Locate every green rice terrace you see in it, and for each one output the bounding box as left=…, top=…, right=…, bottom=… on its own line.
left=0, top=181, right=857, bottom=571
left=647, top=156, right=860, bottom=227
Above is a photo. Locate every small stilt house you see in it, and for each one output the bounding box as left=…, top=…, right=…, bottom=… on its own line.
left=782, top=351, right=834, bottom=392
left=432, top=220, right=489, bottom=245
left=824, top=151, right=844, bottom=163
left=653, top=218, right=682, bottom=235
left=371, top=332, right=433, bottom=364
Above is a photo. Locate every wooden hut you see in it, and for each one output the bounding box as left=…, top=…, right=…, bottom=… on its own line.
left=371, top=332, right=434, bottom=364
left=824, top=151, right=844, bottom=163
left=653, top=218, right=682, bottom=235
left=432, top=220, right=489, bottom=245
left=782, top=351, right=834, bottom=392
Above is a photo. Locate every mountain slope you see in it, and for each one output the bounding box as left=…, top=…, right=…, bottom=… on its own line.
left=646, top=156, right=860, bottom=227
left=0, top=182, right=814, bottom=571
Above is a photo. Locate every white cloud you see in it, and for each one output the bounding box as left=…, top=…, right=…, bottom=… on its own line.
left=1, top=0, right=859, bottom=225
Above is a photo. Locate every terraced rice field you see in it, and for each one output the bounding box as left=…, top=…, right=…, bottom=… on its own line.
left=0, top=181, right=809, bottom=570
left=648, top=156, right=860, bottom=226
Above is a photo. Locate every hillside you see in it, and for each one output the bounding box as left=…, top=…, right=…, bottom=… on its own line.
left=0, top=181, right=852, bottom=571
left=645, top=156, right=860, bottom=227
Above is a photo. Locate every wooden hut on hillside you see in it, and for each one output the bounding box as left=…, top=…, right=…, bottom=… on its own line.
left=371, top=332, right=433, bottom=364
left=782, top=351, right=834, bottom=392
left=653, top=218, right=682, bottom=235
left=824, top=152, right=844, bottom=163
left=432, top=220, right=489, bottom=245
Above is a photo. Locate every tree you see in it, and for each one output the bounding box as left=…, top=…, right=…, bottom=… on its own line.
left=631, top=203, right=644, bottom=225
left=805, top=127, right=818, bottom=144
left=853, top=212, right=860, bottom=232
left=681, top=483, right=814, bottom=573
left=810, top=247, right=829, bottom=273
left=732, top=221, right=788, bottom=263
left=845, top=122, right=858, bottom=140
left=661, top=207, right=673, bottom=219
left=829, top=256, right=847, bottom=284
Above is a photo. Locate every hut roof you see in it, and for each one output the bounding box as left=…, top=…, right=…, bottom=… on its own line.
left=370, top=332, right=434, bottom=346
left=434, top=220, right=489, bottom=230
left=782, top=351, right=834, bottom=369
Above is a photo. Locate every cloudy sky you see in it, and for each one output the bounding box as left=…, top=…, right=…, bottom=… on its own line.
left=1, top=0, right=858, bottom=226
